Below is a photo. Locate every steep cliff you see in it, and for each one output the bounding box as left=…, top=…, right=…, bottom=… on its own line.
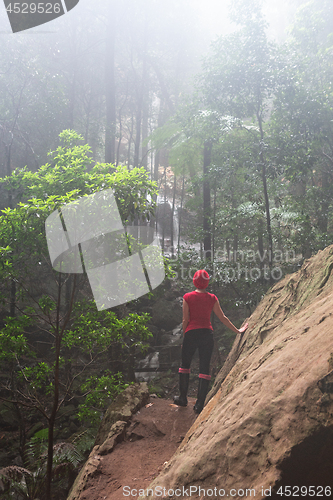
left=142, top=246, right=333, bottom=499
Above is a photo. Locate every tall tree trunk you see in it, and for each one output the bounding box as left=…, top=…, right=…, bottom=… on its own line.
left=10, top=280, right=16, bottom=317
left=153, top=149, right=160, bottom=184
left=162, top=166, right=167, bottom=251
left=212, top=186, right=217, bottom=261
left=6, top=141, right=16, bottom=316
left=45, top=273, right=62, bottom=500
left=134, top=21, right=148, bottom=168
left=177, top=174, right=185, bottom=258
left=203, top=140, right=212, bottom=261
left=233, top=235, right=238, bottom=262
left=68, top=47, right=77, bottom=129
left=127, top=110, right=135, bottom=168
left=134, top=105, right=142, bottom=168
left=45, top=274, right=76, bottom=500
left=153, top=98, right=165, bottom=182
left=257, top=111, right=273, bottom=270
left=5, top=142, right=13, bottom=207
left=141, top=91, right=149, bottom=169
left=170, top=174, right=176, bottom=256
left=258, top=217, right=265, bottom=280
left=105, top=1, right=117, bottom=164
left=226, top=239, right=230, bottom=261
left=318, top=168, right=329, bottom=234
left=116, top=106, right=123, bottom=168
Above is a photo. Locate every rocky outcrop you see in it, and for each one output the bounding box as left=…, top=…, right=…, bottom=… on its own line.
left=141, top=246, right=333, bottom=499
left=67, top=383, right=149, bottom=500
left=94, top=383, right=149, bottom=446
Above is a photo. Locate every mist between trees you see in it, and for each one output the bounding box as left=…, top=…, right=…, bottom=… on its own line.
left=1, top=0, right=333, bottom=265
left=0, top=0, right=333, bottom=499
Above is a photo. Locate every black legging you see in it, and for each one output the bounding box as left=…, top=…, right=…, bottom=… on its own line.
left=181, top=328, right=214, bottom=376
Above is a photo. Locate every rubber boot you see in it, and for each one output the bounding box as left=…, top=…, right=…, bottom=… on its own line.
left=173, top=372, right=189, bottom=407
left=193, top=377, right=210, bottom=414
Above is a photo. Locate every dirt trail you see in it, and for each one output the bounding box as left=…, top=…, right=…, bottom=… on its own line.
left=78, top=396, right=197, bottom=500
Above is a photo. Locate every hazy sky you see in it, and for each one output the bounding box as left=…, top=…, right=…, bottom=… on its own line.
left=191, top=0, right=306, bottom=42
left=0, top=0, right=306, bottom=41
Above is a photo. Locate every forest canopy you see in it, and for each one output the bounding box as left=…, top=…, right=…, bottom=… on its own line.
left=0, top=0, right=333, bottom=498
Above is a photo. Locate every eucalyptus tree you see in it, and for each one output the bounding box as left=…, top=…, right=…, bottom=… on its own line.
left=210, top=127, right=267, bottom=257
left=270, top=0, right=333, bottom=255
left=199, top=0, right=281, bottom=269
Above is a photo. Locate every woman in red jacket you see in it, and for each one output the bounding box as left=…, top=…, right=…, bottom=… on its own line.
left=174, top=269, right=248, bottom=414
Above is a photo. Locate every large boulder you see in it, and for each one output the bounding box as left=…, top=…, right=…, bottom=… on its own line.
left=140, top=246, right=333, bottom=498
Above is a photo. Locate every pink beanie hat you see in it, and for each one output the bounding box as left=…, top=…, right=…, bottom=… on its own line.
left=193, top=269, right=210, bottom=289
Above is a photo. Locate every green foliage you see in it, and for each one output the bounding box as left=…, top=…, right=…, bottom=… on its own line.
left=268, top=0, right=333, bottom=252
left=25, top=428, right=49, bottom=472
left=0, top=130, right=158, bottom=313
left=78, top=372, right=128, bottom=426
left=0, top=316, right=32, bottom=362
left=0, top=130, right=158, bottom=224
left=70, top=429, right=96, bottom=457
left=64, top=301, right=152, bottom=354
left=0, top=429, right=85, bottom=500
left=0, top=129, right=158, bottom=500
left=0, top=466, right=36, bottom=500
left=156, top=0, right=333, bottom=271
left=38, top=295, right=56, bottom=314
left=201, top=12, right=279, bottom=121
left=19, top=363, right=53, bottom=394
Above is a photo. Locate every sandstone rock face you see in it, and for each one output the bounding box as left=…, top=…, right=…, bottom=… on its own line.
left=142, top=247, right=333, bottom=499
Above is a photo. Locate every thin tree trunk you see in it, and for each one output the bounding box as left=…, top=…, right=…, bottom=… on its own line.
left=105, top=1, right=116, bottom=164
left=258, top=217, right=265, bottom=281
left=45, top=272, right=62, bottom=500
left=318, top=168, right=329, bottom=234
left=134, top=105, right=142, bottom=168
left=116, top=87, right=130, bottom=168
left=127, top=110, right=135, bottom=168
left=116, top=106, right=122, bottom=168
left=226, top=240, right=230, bottom=261
left=68, top=55, right=77, bottom=130
left=257, top=111, right=273, bottom=270
left=141, top=91, right=149, bottom=169
left=162, top=166, right=167, bottom=251
left=233, top=235, right=238, bottom=262
left=6, top=142, right=16, bottom=317
left=153, top=98, right=165, bottom=182
left=177, top=174, right=185, bottom=259
left=10, top=280, right=16, bottom=317
left=134, top=15, right=148, bottom=168
left=153, top=149, right=160, bottom=183
left=170, top=174, right=176, bottom=256
left=5, top=143, right=13, bottom=207
left=212, top=186, right=217, bottom=261
left=45, top=274, right=76, bottom=500
left=203, top=140, right=212, bottom=260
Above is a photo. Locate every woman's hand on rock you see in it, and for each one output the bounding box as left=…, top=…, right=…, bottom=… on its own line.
left=238, top=323, right=248, bottom=334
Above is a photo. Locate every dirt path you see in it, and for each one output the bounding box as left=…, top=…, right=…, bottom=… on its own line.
left=78, top=396, right=198, bottom=500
